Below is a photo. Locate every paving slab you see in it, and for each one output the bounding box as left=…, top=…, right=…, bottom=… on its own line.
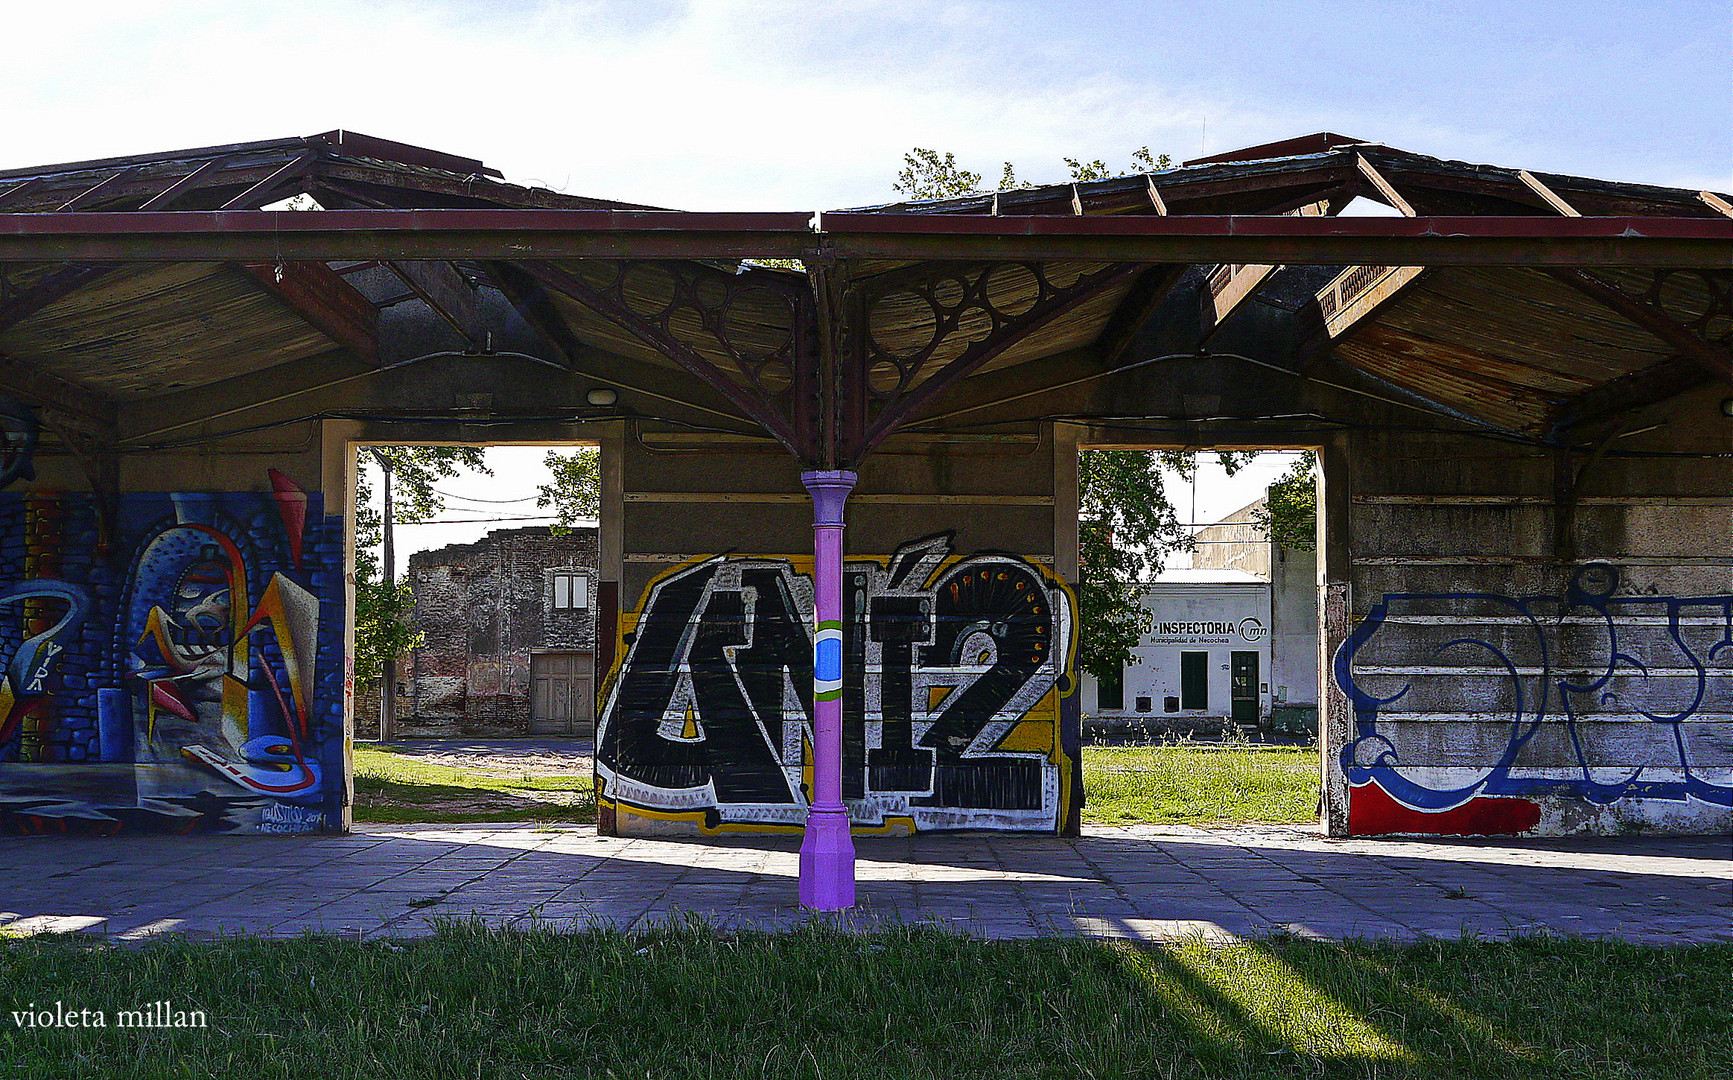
left=0, top=823, right=1727, bottom=945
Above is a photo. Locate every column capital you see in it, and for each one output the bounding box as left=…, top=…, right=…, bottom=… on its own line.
left=800, top=470, right=857, bottom=526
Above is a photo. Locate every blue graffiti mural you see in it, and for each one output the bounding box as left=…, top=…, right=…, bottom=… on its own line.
left=1336, top=565, right=1733, bottom=814
left=0, top=477, right=345, bottom=834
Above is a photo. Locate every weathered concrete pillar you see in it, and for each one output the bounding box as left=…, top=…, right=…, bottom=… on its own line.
left=1318, top=431, right=1354, bottom=836
left=799, top=469, right=857, bottom=910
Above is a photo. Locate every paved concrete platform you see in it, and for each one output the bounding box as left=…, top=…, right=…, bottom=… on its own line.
left=2, top=824, right=1727, bottom=945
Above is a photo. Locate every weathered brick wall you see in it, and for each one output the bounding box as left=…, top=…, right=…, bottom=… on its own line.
left=403, top=527, right=597, bottom=737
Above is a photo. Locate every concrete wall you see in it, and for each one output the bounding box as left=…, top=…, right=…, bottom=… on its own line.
left=1192, top=500, right=1270, bottom=578
left=1322, top=393, right=1733, bottom=837
left=401, top=526, right=597, bottom=736
left=0, top=420, right=347, bottom=836
left=596, top=425, right=1082, bottom=837
left=1271, top=544, right=1319, bottom=712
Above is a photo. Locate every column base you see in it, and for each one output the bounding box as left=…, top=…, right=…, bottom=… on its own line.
left=798, top=805, right=856, bottom=910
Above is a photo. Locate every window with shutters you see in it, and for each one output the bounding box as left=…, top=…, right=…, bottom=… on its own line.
left=551, top=572, right=588, bottom=611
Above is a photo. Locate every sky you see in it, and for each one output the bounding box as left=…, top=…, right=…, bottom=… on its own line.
left=11, top=1, right=1727, bottom=570
left=6, top=1, right=1728, bottom=207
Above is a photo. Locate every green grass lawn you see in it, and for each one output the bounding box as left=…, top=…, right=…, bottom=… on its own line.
left=1083, top=744, right=1320, bottom=826
left=352, top=742, right=1313, bottom=829
left=1, top=923, right=1727, bottom=1079
left=351, top=746, right=595, bottom=825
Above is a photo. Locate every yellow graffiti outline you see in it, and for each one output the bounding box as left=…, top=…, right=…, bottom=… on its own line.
left=597, top=550, right=1080, bottom=834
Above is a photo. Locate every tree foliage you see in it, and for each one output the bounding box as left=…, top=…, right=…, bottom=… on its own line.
left=895, top=146, right=1172, bottom=199
left=352, top=446, right=492, bottom=680
left=895, top=146, right=1245, bottom=682
left=1253, top=451, right=1318, bottom=552
left=535, top=447, right=601, bottom=531
left=1075, top=449, right=1254, bottom=680
left=353, top=578, right=417, bottom=684
left=894, top=149, right=987, bottom=199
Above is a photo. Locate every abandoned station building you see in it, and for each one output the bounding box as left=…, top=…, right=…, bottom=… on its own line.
left=0, top=129, right=1726, bottom=844
left=399, top=526, right=598, bottom=737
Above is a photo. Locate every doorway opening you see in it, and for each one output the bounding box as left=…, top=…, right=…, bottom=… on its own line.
left=1075, top=446, right=1325, bottom=831
left=346, top=439, right=604, bottom=829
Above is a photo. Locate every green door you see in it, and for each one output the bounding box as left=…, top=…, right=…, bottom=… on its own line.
left=1230, top=651, right=1259, bottom=724
left=1179, top=651, right=1208, bottom=710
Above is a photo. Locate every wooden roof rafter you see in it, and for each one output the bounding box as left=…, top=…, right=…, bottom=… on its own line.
left=1546, top=267, right=1733, bottom=380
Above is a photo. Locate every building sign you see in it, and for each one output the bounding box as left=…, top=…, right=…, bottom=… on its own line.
left=1148, top=616, right=1266, bottom=646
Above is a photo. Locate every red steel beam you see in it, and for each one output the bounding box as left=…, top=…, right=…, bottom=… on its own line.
left=0, top=211, right=1724, bottom=266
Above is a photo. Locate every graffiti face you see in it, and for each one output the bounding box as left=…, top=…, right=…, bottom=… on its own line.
left=0, top=476, right=343, bottom=835
left=1336, top=565, right=1733, bottom=835
left=597, top=535, right=1075, bottom=833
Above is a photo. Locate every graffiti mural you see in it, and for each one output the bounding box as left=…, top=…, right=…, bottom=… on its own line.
left=1336, top=564, right=1733, bottom=834
left=0, top=472, right=344, bottom=834
left=597, top=535, right=1076, bottom=833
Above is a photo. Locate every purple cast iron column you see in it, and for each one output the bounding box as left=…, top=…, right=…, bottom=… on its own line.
left=799, top=469, right=858, bottom=910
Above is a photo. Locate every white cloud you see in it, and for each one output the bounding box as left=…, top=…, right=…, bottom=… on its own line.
left=4, top=1, right=1724, bottom=208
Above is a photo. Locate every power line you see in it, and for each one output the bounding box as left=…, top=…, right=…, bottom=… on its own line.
left=429, top=488, right=543, bottom=504
left=397, top=514, right=563, bottom=526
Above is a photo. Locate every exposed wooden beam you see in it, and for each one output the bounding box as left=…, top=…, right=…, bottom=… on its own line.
left=1070, top=184, right=1085, bottom=216
left=387, top=261, right=486, bottom=348
left=1146, top=176, right=1168, bottom=215
left=1204, top=263, right=1279, bottom=328
left=1292, top=263, right=1431, bottom=373
left=1547, top=268, right=1733, bottom=380
left=0, top=178, right=42, bottom=209
left=137, top=158, right=228, bottom=211
left=1518, top=170, right=1582, bottom=217
left=1095, top=265, right=1188, bottom=367
left=1198, top=200, right=1339, bottom=344
left=0, top=264, right=116, bottom=333
left=1700, top=191, right=1733, bottom=218
left=1355, top=154, right=1417, bottom=217
left=1551, top=356, right=1713, bottom=432
left=1316, top=264, right=1429, bottom=339
left=219, top=151, right=316, bottom=210
left=57, top=168, right=138, bottom=212
left=238, top=261, right=378, bottom=362
left=0, top=351, right=117, bottom=426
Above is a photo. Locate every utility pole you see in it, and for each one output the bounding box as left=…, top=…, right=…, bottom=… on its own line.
left=375, top=449, right=397, bottom=743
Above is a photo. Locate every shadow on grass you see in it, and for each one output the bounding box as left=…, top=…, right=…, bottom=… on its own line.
left=351, top=775, right=596, bottom=826
left=2, top=920, right=1727, bottom=1079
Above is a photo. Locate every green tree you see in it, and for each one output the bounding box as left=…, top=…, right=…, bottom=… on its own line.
left=353, top=447, right=491, bottom=683
left=893, top=146, right=1245, bottom=682
left=1253, top=451, right=1318, bottom=551
left=535, top=447, right=601, bottom=531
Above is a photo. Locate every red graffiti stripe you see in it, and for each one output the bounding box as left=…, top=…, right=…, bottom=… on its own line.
left=1348, top=782, right=1541, bottom=836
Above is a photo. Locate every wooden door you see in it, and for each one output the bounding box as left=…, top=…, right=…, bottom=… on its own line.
left=530, top=652, right=594, bottom=735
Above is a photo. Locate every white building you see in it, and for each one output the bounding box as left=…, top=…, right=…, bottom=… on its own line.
left=1191, top=494, right=1321, bottom=732
left=1081, top=568, right=1272, bottom=727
